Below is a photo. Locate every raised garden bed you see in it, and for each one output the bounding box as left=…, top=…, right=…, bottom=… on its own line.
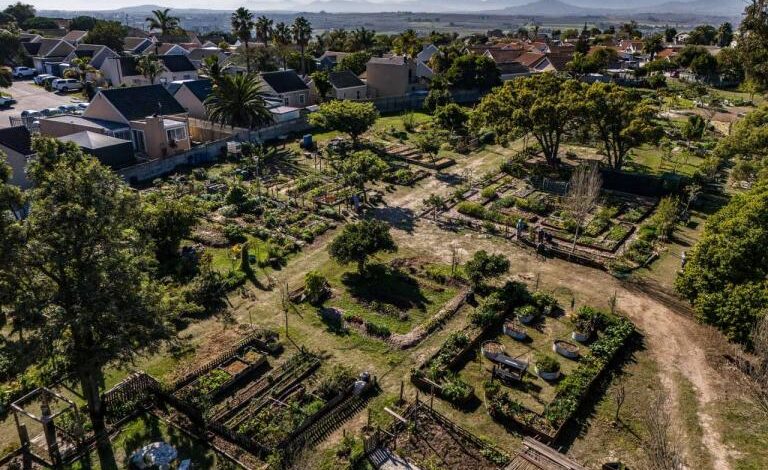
left=553, top=340, right=580, bottom=359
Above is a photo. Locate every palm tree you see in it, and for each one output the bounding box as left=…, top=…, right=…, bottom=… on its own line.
left=272, top=22, right=292, bottom=70
left=204, top=73, right=273, bottom=130
left=146, top=8, right=180, bottom=36
left=136, top=54, right=163, bottom=85
left=68, top=57, right=99, bottom=85
left=291, top=16, right=312, bottom=74
left=350, top=27, right=375, bottom=51
left=255, top=15, right=273, bottom=47
left=231, top=7, right=255, bottom=73
left=201, top=55, right=224, bottom=83
left=643, top=33, right=664, bottom=61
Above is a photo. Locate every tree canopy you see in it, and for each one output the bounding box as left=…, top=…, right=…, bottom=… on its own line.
left=329, top=219, right=397, bottom=273
left=308, top=100, right=379, bottom=144
left=2, top=138, right=172, bottom=466
left=676, top=178, right=768, bottom=343
left=472, top=73, right=585, bottom=165
left=585, top=82, right=661, bottom=170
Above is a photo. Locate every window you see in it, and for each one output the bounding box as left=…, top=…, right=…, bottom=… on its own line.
left=166, top=126, right=187, bottom=142
left=356, top=90, right=360, bottom=100
left=299, top=94, right=305, bottom=104
left=113, top=129, right=131, bottom=141
left=284, top=97, right=289, bottom=106
left=131, top=129, right=146, bottom=152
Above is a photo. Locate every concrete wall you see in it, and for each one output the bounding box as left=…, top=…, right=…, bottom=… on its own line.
left=119, top=137, right=229, bottom=183
left=365, top=61, right=418, bottom=98
left=333, top=85, right=367, bottom=101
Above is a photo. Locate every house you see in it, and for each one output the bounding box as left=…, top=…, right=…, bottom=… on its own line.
left=19, top=32, right=42, bottom=43
left=22, top=38, right=75, bottom=74
left=64, top=44, right=119, bottom=69
left=0, top=126, right=33, bottom=189
left=142, top=42, right=189, bottom=56
left=416, top=44, right=439, bottom=64
left=316, top=51, right=349, bottom=70
left=365, top=55, right=424, bottom=98
left=100, top=55, right=198, bottom=87
left=40, top=85, right=191, bottom=160
left=484, top=48, right=526, bottom=65
left=123, top=37, right=154, bottom=55
left=259, top=70, right=310, bottom=107
left=516, top=52, right=572, bottom=73
left=326, top=70, right=367, bottom=100
left=170, top=78, right=213, bottom=119
left=618, top=39, right=645, bottom=54
left=498, top=61, right=533, bottom=81
left=58, top=131, right=135, bottom=168
left=62, top=30, right=88, bottom=46
left=675, top=32, right=690, bottom=45
left=186, top=47, right=228, bottom=69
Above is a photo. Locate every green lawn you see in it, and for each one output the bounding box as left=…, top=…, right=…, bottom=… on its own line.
left=296, top=253, right=460, bottom=335
left=624, top=144, right=705, bottom=178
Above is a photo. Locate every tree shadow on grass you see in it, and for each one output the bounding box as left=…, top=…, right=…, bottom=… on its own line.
left=341, top=263, right=429, bottom=312
left=118, top=414, right=220, bottom=470
left=370, top=205, right=416, bottom=233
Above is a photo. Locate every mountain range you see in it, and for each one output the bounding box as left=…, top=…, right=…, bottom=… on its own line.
left=38, top=0, right=744, bottom=17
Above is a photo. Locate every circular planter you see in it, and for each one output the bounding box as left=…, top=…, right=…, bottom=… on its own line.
left=503, top=321, right=527, bottom=341
left=518, top=314, right=535, bottom=325
left=553, top=340, right=580, bottom=359
left=481, top=341, right=505, bottom=360
left=535, top=366, right=561, bottom=381
left=571, top=330, right=591, bottom=343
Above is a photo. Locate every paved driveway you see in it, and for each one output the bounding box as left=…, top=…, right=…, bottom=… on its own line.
left=0, top=79, right=84, bottom=128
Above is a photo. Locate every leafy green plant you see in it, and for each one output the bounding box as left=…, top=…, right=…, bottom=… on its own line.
left=535, top=354, right=561, bottom=373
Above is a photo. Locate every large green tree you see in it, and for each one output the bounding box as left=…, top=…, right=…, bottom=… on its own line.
left=7, top=138, right=172, bottom=467
left=472, top=73, right=585, bottom=165
left=333, top=150, right=388, bottom=203
left=676, top=178, right=768, bottom=343
left=739, top=0, right=768, bottom=89
left=85, top=21, right=126, bottom=53
left=444, top=54, right=500, bottom=90
left=329, top=219, right=397, bottom=274
left=141, top=193, right=199, bottom=264
left=585, top=82, right=662, bottom=170
left=308, top=100, right=379, bottom=145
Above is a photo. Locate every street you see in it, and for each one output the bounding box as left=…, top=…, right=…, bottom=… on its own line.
left=0, top=79, right=84, bottom=128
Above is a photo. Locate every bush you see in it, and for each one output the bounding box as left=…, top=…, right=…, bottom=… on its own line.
left=481, top=186, right=498, bottom=200
left=535, top=354, right=561, bottom=373
left=304, top=271, right=329, bottom=305
left=223, top=224, right=247, bottom=243
left=515, top=196, right=549, bottom=215
left=515, top=304, right=539, bottom=321
left=316, top=364, right=356, bottom=400
left=442, top=374, right=474, bottom=404
left=456, top=201, right=487, bottom=219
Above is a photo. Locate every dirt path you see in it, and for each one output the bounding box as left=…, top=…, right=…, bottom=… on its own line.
left=393, top=218, right=732, bottom=468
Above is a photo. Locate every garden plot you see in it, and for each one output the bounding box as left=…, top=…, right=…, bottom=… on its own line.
left=209, top=352, right=372, bottom=456
left=368, top=401, right=510, bottom=470
left=298, top=257, right=466, bottom=344
left=383, top=142, right=456, bottom=170
left=441, top=169, right=658, bottom=264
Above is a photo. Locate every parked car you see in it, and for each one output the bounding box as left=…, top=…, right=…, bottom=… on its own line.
left=12, top=67, right=36, bottom=78
left=41, top=107, right=61, bottom=116
left=54, top=79, right=83, bottom=92
left=0, top=96, right=16, bottom=107
left=21, top=109, right=40, bottom=117
left=34, top=74, right=54, bottom=85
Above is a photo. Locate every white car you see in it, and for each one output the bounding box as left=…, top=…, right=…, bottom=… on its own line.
left=54, top=79, right=83, bottom=92
left=34, top=74, right=54, bottom=85
left=12, top=67, right=36, bottom=78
